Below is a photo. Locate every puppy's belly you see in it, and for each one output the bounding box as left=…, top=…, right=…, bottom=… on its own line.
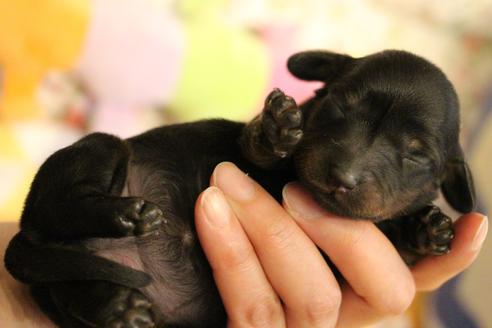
left=87, top=237, right=144, bottom=272
left=85, top=160, right=221, bottom=324
left=86, top=234, right=213, bottom=325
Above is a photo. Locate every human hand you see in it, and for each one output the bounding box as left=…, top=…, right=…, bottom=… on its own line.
left=0, top=222, right=55, bottom=328
left=195, top=162, right=488, bottom=327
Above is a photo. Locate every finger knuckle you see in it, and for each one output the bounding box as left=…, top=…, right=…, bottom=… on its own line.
left=243, top=296, right=283, bottom=327
left=264, top=218, right=296, bottom=248
left=303, top=289, right=342, bottom=324
left=216, top=241, right=254, bottom=273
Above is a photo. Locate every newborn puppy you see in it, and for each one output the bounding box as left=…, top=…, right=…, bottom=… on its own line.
left=5, top=50, right=475, bottom=328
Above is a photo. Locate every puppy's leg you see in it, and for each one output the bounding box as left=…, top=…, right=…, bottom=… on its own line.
left=21, top=132, right=162, bottom=240
left=7, top=133, right=160, bottom=325
left=42, top=281, right=155, bottom=328
left=377, top=205, right=454, bottom=264
left=240, top=88, right=303, bottom=169
left=5, top=231, right=151, bottom=286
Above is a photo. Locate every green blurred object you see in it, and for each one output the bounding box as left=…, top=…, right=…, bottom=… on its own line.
left=170, top=2, right=268, bottom=121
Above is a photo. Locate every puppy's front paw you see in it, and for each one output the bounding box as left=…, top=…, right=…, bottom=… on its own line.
left=106, top=289, right=155, bottom=328
left=416, top=205, right=454, bottom=255
left=114, top=198, right=163, bottom=236
left=262, top=88, right=303, bottom=158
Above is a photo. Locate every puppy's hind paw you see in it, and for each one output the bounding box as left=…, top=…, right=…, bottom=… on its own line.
left=107, top=289, right=155, bottom=328
left=262, top=88, right=303, bottom=158
left=114, top=198, right=163, bottom=237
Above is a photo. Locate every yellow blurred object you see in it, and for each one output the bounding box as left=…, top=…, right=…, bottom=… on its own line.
left=0, top=0, right=89, bottom=120
left=0, top=165, right=35, bottom=222
left=409, top=293, right=425, bottom=328
left=0, top=122, right=27, bottom=222
left=0, top=123, right=24, bottom=159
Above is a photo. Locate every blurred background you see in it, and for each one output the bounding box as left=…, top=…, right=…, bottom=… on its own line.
left=0, top=0, right=491, bottom=327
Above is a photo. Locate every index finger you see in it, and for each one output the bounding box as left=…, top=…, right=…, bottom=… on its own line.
left=212, top=162, right=341, bottom=327
left=195, top=187, right=286, bottom=327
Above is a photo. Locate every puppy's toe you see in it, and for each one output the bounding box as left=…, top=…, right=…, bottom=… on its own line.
left=263, top=114, right=279, bottom=143
left=420, top=205, right=454, bottom=255
left=280, top=128, right=303, bottom=144
left=429, top=243, right=450, bottom=255
left=264, top=89, right=299, bottom=123
left=134, top=202, right=163, bottom=235
left=265, top=88, right=285, bottom=107
left=115, top=198, right=163, bottom=236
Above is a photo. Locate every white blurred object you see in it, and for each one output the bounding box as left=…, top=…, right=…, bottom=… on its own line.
left=37, top=70, right=91, bottom=125
left=374, top=0, right=492, bottom=38
left=12, top=120, right=82, bottom=164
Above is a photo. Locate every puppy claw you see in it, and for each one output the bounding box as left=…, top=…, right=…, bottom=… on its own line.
left=265, top=88, right=285, bottom=107
left=129, top=293, right=152, bottom=309
left=281, top=128, right=303, bottom=144
left=117, top=216, right=136, bottom=232
left=430, top=244, right=451, bottom=255
left=431, top=230, right=454, bottom=245
left=274, top=150, right=289, bottom=158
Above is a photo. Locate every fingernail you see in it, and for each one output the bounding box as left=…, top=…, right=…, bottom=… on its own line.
left=200, top=187, right=232, bottom=228
left=213, top=162, right=255, bottom=201
left=472, top=215, right=488, bottom=251
left=282, top=182, right=326, bottom=220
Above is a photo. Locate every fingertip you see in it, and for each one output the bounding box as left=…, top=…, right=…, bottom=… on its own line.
left=412, top=212, right=488, bottom=291
left=282, top=182, right=329, bottom=220
left=453, top=212, right=488, bottom=253
left=211, top=162, right=256, bottom=201
left=210, top=161, right=234, bottom=186
left=194, top=186, right=231, bottom=245
left=194, top=187, right=213, bottom=224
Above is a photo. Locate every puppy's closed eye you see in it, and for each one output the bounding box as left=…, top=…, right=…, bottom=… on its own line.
left=402, top=139, right=431, bottom=167
left=402, top=155, right=429, bottom=168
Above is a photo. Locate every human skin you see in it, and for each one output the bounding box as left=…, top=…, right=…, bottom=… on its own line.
left=0, top=222, right=55, bottom=328
left=0, top=161, right=488, bottom=327
left=194, top=162, right=488, bottom=328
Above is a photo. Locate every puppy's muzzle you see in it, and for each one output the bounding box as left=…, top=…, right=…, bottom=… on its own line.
left=327, top=167, right=358, bottom=193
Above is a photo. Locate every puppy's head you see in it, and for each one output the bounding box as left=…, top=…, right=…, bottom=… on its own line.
left=289, top=50, right=475, bottom=220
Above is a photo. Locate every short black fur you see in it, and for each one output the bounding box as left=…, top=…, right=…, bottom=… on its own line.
left=4, top=50, right=475, bottom=327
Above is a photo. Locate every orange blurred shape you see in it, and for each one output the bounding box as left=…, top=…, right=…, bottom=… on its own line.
left=0, top=0, right=89, bottom=121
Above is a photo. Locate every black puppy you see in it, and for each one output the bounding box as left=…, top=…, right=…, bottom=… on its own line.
left=5, top=50, right=475, bottom=327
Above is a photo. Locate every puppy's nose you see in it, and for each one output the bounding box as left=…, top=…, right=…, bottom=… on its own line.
left=327, top=168, right=357, bottom=193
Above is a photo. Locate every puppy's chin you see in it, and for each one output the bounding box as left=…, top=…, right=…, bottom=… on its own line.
left=312, top=193, right=386, bottom=222
left=301, top=180, right=393, bottom=222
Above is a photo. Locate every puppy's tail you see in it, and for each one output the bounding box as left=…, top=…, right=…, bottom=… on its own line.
left=4, top=232, right=151, bottom=288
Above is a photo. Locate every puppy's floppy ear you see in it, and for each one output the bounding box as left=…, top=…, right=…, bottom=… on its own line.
left=287, top=51, right=354, bottom=82
left=441, top=146, right=476, bottom=213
